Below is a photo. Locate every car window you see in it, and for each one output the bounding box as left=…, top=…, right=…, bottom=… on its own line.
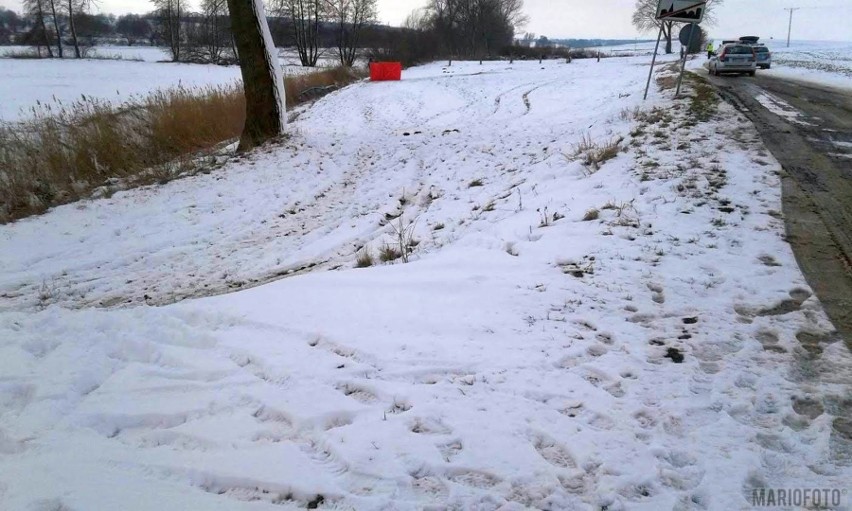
left=755, top=47, right=769, bottom=53
left=727, top=45, right=754, bottom=54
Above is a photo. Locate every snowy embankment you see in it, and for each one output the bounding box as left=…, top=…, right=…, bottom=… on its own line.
left=1, top=58, right=851, bottom=510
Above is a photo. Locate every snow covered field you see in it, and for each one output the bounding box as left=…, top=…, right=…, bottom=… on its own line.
left=1, top=56, right=851, bottom=510
left=761, top=41, right=852, bottom=90
left=0, top=46, right=342, bottom=122
left=608, top=39, right=852, bottom=90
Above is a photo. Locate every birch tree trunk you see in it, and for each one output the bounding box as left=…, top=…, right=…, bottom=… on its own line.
left=227, top=0, right=286, bottom=151
left=67, top=0, right=81, bottom=58
left=48, top=0, right=63, bottom=57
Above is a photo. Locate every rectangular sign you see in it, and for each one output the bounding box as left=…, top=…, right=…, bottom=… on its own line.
left=656, top=0, right=707, bottom=23
left=369, top=62, right=402, bottom=81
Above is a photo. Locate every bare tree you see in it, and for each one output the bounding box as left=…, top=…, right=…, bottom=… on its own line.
left=426, top=0, right=460, bottom=60
left=274, top=0, right=323, bottom=66
left=47, top=0, right=63, bottom=57
left=186, top=0, right=234, bottom=63
left=116, top=14, right=152, bottom=46
left=632, top=0, right=722, bottom=54
left=151, top=0, right=185, bottom=61
left=23, top=0, right=54, bottom=57
left=227, top=0, right=286, bottom=150
left=65, top=0, right=92, bottom=58
left=0, top=9, right=23, bottom=44
left=424, top=0, right=526, bottom=60
left=326, top=0, right=376, bottom=67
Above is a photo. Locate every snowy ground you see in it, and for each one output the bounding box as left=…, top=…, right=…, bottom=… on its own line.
left=1, top=57, right=851, bottom=510
left=683, top=39, right=852, bottom=90
left=606, top=39, right=852, bottom=90
left=760, top=41, right=852, bottom=90
left=0, top=46, right=342, bottom=122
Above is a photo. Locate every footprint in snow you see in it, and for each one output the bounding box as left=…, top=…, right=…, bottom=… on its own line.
left=558, top=402, right=616, bottom=431
left=755, top=329, right=786, bottom=353
left=410, top=474, right=449, bottom=500
left=735, top=287, right=812, bottom=320
left=617, top=480, right=656, bottom=501
left=228, top=351, right=289, bottom=387
left=575, top=366, right=625, bottom=398
left=437, top=440, right=463, bottom=462
left=447, top=469, right=501, bottom=489
left=532, top=434, right=576, bottom=469
left=335, top=382, right=380, bottom=404
left=655, top=449, right=706, bottom=492
left=409, top=417, right=452, bottom=435
left=632, top=409, right=658, bottom=429
left=308, top=337, right=380, bottom=369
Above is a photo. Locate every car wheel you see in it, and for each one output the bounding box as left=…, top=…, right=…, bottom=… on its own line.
left=749, top=71, right=756, bottom=77
left=766, top=65, right=771, bottom=69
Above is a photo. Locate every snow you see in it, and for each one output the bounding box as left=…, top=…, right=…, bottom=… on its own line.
left=250, top=0, right=287, bottom=129
left=1, top=57, right=851, bottom=510
left=0, top=56, right=241, bottom=122
left=753, top=91, right=814, bottom=126
left=0, top=46, right=340, bottom=122
left=681, top=39, right=852, bottom=90
left=759, top=40, right=852, bottom=90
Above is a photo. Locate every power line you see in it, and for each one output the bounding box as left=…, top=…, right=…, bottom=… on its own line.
left=784, top=7, right=800, bottom=47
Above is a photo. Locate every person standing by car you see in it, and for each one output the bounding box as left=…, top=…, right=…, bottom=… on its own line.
left=707, top=41, right=714, bottom=59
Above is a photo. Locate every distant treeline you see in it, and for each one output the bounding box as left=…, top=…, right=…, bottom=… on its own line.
left=550, top=38, right=654, bottom=49
left=1, top=1, right=634, bottom=67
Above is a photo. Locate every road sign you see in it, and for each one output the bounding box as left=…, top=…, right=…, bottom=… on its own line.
left=678, top=23, right=702, bottom=46
left=656, top=0, right=707, bottom=23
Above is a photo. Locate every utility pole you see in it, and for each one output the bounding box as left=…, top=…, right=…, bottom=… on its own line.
left=784, top=7, right=800, bottom=47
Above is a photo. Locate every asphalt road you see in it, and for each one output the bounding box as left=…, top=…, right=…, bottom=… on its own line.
left=702, top=70, right=852, bottom=347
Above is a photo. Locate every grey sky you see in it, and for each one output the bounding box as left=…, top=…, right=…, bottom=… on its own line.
left=2, top=0, right=850, bottom=41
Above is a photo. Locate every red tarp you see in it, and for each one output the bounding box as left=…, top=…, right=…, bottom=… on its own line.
left=369, top=62, right=402, bottom=81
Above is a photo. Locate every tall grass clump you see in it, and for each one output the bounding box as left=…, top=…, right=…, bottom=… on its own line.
left=0, top=66, right=365, bottom=223
left=284, top=66, right=366, bottom=106
left=572, top=133, right=622, bottom=172
left=0, top=85, right=245, bottom=222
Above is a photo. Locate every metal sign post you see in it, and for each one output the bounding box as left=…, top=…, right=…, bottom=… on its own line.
left=644, top=0, right=706, bottom=100
left=675, top=23, right=698, bottom=97
left=643, top=24, right=665, bottom=101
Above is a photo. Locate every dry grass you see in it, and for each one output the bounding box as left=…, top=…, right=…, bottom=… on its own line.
left=684, top=75, right=719, bottom=121
left=655, top=62, right=682, bottom=91
left=619, top=106, right=641, bottom=121
left=582, top=208, right=600, bottom=221
left=388, top=216, right=418, bottom=263
left=379, top=244, right=402, bottom=262
left=0, top=85, right=244, bottom=222
left=0, top=66, right=366, bottom=223
left=284, top=66, right=365, bottom=106
left=655, top=74, right=678, bottom=91
left=573, top=134, right=622, bottom=172
left=355, top=247, right=374, bottom=268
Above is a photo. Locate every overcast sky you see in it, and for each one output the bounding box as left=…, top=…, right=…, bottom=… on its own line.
left=2, top=0, right=850, bottom=41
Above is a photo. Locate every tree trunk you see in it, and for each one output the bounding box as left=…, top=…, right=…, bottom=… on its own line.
left=663, top=21, right=673, bottom=54
left=67, top=0, right=81, bottom=58
left=48, top=0, right=63, bottom=57
left=36, top=0, right=54, bottom=57
left=172, top=0, right=182, bottom=61
left=227, top=0, right=286, bottom=151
